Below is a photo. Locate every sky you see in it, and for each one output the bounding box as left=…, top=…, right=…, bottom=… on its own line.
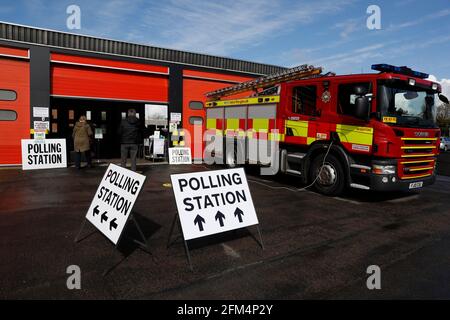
left=0, top=0, right=449, bottom=95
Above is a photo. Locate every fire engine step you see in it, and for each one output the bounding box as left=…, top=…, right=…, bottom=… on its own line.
left=350, top=183, right=371, bottom=190
left=287, top=153, right=306, bottom=159
left=286, top=169, right=302, bottom=176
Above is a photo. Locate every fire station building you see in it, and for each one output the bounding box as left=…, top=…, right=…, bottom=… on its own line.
left=0, top=22, right=285, bottom=165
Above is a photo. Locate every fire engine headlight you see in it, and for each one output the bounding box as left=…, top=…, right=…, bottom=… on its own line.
left=372, top=164, right=396, bottom=175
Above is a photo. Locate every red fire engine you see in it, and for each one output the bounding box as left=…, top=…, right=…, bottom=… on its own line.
left=204, top=64, right=449, bottom=195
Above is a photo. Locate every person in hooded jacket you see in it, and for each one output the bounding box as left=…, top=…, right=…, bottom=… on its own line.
left=118, top=108, right=142, bottom=171
left=72, top=115, right=93, bottom=169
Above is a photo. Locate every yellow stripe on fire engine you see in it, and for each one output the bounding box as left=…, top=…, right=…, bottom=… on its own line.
left=285, top=120, right=308, bottom=137
left=206, top=118, right=216, bottom=129
left=336, top=124, right=373, bottom=145
left=252, top=118, right=269, bottom=132
left=226, top=118, right=240, bottom=130
left=206, top=96, right=280, bottom=107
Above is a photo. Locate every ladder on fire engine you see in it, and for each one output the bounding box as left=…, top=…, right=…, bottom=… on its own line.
left=205, top=64, right=323, bottom=100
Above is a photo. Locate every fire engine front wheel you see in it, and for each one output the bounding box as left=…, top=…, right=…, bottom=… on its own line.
left=310, top=154, right=345, bottom=196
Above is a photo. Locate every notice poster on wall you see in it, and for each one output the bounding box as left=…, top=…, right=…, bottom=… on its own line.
left=21, top=139, right=67, bottom=170
left=33, top=121, right=50, bottom=132
left=33, top=107, right=49, bottom=118
left=153, top=138, right=165, bottom=155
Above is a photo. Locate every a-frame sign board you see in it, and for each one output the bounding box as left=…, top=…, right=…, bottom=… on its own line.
left=74, top=164, right=148, bottom=275
left=168, top=168, right=264, bottom=271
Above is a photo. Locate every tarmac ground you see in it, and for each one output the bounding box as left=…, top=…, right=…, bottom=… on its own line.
left=0, top=155, right=450, bottom=299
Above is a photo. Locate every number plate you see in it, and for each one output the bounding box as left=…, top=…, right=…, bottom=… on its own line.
left=409, top=181, right=423, bottom=189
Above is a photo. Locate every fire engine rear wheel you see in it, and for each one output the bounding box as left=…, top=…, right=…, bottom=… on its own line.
left=310, top=154, right=345, bottom=196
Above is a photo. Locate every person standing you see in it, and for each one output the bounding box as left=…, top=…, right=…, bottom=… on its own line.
left=72, top=115, right=93, bottom=169
left=118, top=109, right=141, bottom=171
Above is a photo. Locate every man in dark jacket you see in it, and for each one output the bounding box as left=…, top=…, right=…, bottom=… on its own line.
left=118, top=109, right=142, bottom=171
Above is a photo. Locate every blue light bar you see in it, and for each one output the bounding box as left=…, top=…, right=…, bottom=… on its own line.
left=371, top=64, right=429, bottom=79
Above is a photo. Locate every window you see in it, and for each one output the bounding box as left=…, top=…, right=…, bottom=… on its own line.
left=338, top=82, right=371, bottom=115
left=292, top=85, right=317, bottom=116
left=189, top=116, right=203, bottom=125
left=0, top=110, right=17, bottom=121
left=189, top=101, right=204, bottom=110
left=0, top=90, right=17, bottom=101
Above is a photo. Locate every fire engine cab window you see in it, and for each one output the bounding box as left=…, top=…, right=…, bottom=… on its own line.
left=292, top=86, right=317, bottom=115
left=338, top=82, right=370, bottom=115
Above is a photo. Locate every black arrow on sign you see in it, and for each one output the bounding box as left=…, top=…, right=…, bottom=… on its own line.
left=215, top=211, right=225, bottom=227
left=101, top=211, right=108, bottom=223
left=109, top=218, right=118, bottom=231
left=234, top=207, right=244, bottom=223
left=93, top=205, right=100, bottom=216
left=194, top=214, right=205, bottom=232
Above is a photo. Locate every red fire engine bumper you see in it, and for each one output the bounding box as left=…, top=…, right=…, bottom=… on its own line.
left=368, top=172, right=436, bottom=192
left=350, top=158, right=436, bottom=192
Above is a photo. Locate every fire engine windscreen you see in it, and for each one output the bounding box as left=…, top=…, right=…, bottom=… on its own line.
left=378, top=80, right=438, bottom=127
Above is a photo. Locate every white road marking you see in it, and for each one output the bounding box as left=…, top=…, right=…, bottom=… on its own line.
left=386, top=194, right=420, bottom=203
left=221, top=243, right=240, bottom=259
left=333, top=197, right=362, bottom=205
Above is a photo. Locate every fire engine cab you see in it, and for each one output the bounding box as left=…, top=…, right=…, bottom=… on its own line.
left=204, top=64, right=449, bottom=196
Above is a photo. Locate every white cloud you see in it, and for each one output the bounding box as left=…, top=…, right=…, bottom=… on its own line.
left=387, top=8, right=450, bottom=31
left=428, top=75, right=450, bottom=99
left=134, top=0, right=355, bottom=56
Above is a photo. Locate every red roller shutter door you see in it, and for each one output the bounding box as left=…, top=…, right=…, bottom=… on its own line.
left=0, top=47, right=30, bottom=165
left=51, top=54, right=169, bottom=103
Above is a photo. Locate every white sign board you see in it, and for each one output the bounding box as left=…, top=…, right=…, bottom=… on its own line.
left=170, top=168, right=258, bottom=240
left=169, top=147, right=192, bottom=165
left=95, top=128, right=103, bottom=139
left=170, top=112, right=182, bottom=123
left=86, top=164, right=146, bottom=245
left=153, top=130, right=160, bottom=139
left=33, top=107, right=49, bottom=118
left=21, top=139, right=67, bottom=170
left=34, top=121, right=49, bottom=132
left=153, top=138, right=165, bottom=155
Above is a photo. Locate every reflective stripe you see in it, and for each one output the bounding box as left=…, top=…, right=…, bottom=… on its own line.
left=401, top=153, right=435, bottom=158
left=206, top=118, right=216, bottom=129
left=401, top=146, right=436, bottom=149
left=336, top=124, right=373, bottom=145
left=401, top=137, right=437, bottom=141
left=307, top=137, right=316, bottom=145
left=206, top=95, right=280, bottom=107
left=400, top=173, right=432, bottom=180
left=252, top=118, right=269, bottom=131
left=285, top=120, right=308, bottom=137
left=226, top=118, right=240, bottom=130
left=400, top=159, right=434, bottom=164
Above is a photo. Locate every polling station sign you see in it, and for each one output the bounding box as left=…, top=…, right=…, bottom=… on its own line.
left=168, top=147, right=192, bottom=165
left=170, top=168, right=258, bottom=240
left=21, top=139, right=67, bottom=170
left=86, top=164, right=146, bottom=245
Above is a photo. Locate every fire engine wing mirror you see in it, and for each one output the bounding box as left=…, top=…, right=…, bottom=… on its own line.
left=439, top=94, right=449, bottom=104
left=354, top=96, right=371, bottom=121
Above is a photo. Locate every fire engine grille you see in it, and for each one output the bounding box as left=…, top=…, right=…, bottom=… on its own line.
left=398, top=137, right=438, bottom=180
